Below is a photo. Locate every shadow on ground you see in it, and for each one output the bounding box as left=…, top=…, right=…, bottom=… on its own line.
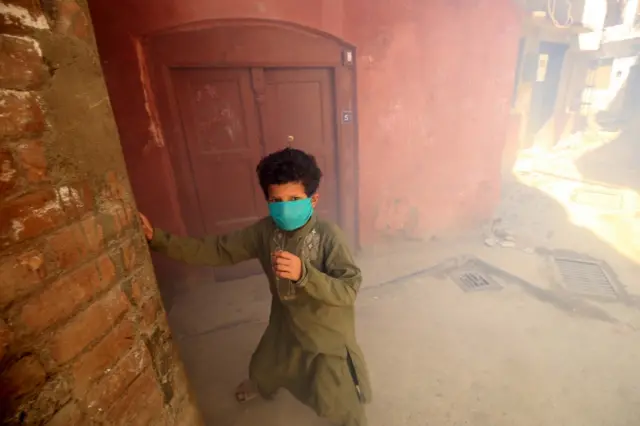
left=159, top=177, right=640, bottom=426
left=575, top=124, right=640, bottom=190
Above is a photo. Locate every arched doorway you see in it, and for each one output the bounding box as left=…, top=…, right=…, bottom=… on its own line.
left=143, top=20, right=358, bottom=281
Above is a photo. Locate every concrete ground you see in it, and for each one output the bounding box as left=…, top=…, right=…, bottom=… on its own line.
left=165, top=130, right=640, bottom=426
left=168, top=242, right=640, bottom=426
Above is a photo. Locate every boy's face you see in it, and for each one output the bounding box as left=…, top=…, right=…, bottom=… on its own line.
left=267, top=182, right=319, bottom=208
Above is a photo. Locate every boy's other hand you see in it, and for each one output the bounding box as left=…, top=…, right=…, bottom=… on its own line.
left=139, top=213, right=154, bottom=241
left=273, top=251, right=302, bottom=282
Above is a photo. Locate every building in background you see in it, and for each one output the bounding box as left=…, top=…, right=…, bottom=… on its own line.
left=508, top=0, right=640, bottom=157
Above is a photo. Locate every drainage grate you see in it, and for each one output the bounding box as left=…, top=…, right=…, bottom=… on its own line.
left=554, top=257, right=617, bottom=297
left=450, top=270, right=502, bottom=293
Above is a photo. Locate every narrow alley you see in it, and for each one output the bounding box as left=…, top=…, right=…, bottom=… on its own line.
left=2, top=0, right=640, bottom=425
left=169, top=207, right=640, bottom=426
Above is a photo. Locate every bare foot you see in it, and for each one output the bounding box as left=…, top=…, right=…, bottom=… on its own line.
left=235, top=379, right=259, bottom=403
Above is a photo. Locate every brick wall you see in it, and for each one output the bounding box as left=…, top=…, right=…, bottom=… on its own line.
left=0, top=1, right=202, bottom=424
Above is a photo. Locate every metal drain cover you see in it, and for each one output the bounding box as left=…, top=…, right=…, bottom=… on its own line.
left=450, top=270, right=502, bottom=292
left=554, top=257, right=617, bottom=297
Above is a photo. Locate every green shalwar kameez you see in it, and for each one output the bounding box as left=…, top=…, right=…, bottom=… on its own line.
left=150, top=215, right=372, bottom=426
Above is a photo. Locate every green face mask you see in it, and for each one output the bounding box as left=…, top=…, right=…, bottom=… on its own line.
left=268, top=198, right=314, bottom=231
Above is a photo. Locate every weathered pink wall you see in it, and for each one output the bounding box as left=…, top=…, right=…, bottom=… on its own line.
left=89, top=0, right=522, bottom=247
left=344, top=0, right=522, bottom=242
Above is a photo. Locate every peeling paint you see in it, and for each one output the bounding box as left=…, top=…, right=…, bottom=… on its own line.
left=99, top=199, right=122, bottom=215
left=34, top=199, right=63, bottom=218
left=3, top=34, right=43, bottom=57
left=142, top=99, right=164, bottom=148
left=9, top=196, right=65, bottom=240
left=0, top=4, right=50, bottom=30
left=0, top=89, right=33, bottom=99
left=57, top=186, right=83, bottom=208
left=10, top=220, right=25, bottom=240
left=134, top=40, right=165, bottom=149
left=0, top=159, right=17, bottom=182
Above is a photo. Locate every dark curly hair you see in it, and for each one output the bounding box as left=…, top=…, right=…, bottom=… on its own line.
left=256, top=148, right=323, bottom=199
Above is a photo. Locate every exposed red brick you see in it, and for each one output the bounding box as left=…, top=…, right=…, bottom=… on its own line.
left=0, top=35, right=46, bottom=90
left=0, top=355, right=46, bottom=400
left=18, top=256, right=115, bottom=334
left=1, top=0, right=46, bottom=15
left=55, top=0, right=90, bottom=40
left=124, top=202, right=136, bottom=226
left=105, top=368, right=164, bottom=426
left=82, top=345, right=152, bottom=416
left=104, top=171, right=129, bottom=200
left=15, top=140, right=47, bottom=182
left=127, top=275, right=157, bottom=306
left=80, top=214, right=104, bottom=252
left=96, top=253, right=116, bottom=283
left=0, top=249, right=46, bottom=309
left=121, top=238, right=137, bottom=272
left=0, top=4, right=199, bottom=423
left=0, top=189, right=65, bottom=247
left=23, top=375, right=73, bottom=424
left=0, top=149, right=18, bottom=195
left=0, top=0, right=49, bottom=34
left=77, top=181, right=95, bottom=212
left=140, top=296, right=161, bottom=330
left=48, top=288, right=130, bottom=364
left=47, top=222, right=113, bottom=274
left=47, top=224, right=86, bottom=271
left=98, top=200, right=132, bottom=237
left=94, top=211, right=119, bottom=245
left=0, top=91, right=45, bottom=139
left=57, top=182, right=94, bottom=219
left=71, top=319, right=135, bottom=395
left=129, top=277, right=143, bottom=304
left=47, top=402, right=84, bottom=426
left=0, top=319, right=12, bottom=360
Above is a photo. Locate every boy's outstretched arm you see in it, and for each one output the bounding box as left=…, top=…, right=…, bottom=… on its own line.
left=140, top=213, right=261, bottom=267
left=296, top=225, right=362, bottom=307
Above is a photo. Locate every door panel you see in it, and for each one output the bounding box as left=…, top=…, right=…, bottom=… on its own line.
left=167, top=66, right=341, bottom=281
left=528, top=42, right=569, bottom=137
left=259, top=68, right=339, bottom=224
left=172, top=68, right=266, bottom=281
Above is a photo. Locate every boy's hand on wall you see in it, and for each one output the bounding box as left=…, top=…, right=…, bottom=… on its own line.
left=139, top=213, right=154, bottom=241
left=273, top=251, right=302, bottom=281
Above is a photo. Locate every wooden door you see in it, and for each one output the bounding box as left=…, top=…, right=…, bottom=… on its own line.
left=258, top=68, right=339, bottom=223
left=172, top=68, right=267, bottom=281
left=528, top=42, right=569, bottom=137
left=136, top=21, right=358, bottom=283
left=169, top=66, right=341, bottom=281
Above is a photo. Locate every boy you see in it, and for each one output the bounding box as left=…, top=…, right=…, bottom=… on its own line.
left=140, top=148, right=371, bottom=426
